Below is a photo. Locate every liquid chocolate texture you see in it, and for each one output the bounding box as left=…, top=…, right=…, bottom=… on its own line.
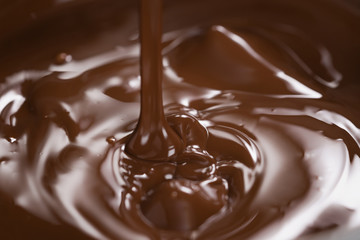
left=126, top=0, right=183, bottom=161
left=0, top=0, right=360, bottom=239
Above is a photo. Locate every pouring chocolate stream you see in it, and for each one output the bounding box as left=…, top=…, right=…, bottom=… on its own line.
left=0, top=0, right=360, bottom=239
left=126, top=0, right=183, bottom=161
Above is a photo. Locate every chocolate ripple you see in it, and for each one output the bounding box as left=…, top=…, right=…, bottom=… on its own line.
left=0, top=0, right=360, bottom=239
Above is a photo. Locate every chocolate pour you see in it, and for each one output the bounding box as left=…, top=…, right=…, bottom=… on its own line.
left=0, top=0, right=360, bottom=239
left=127, top=0, right=247, bottom=232
left=126, top=0, right=183, bottom=161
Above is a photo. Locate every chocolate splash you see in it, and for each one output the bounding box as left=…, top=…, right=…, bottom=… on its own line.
left=0, top=0, right=360, bottom=239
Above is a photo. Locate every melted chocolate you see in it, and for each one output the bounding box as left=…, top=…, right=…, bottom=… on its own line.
left=126, top=0, right=183, bottom=161
left=0, top=0, right=360, bottom=239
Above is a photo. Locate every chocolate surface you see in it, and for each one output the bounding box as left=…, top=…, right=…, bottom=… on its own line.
left=0, top=0, right=360, bottom=239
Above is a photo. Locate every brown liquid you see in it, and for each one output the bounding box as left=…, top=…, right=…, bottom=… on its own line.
left=0, top=0, right=360, bottom=239
left=126, top=0, right=182, bottom=162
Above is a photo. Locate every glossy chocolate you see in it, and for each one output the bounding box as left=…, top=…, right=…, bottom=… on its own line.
left=126, top=0, right=183, bottom=161
left=0, top=0, right=360, bottom=239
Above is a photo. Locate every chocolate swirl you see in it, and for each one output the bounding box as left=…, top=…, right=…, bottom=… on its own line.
left=0, top=0, right=360, bottom=239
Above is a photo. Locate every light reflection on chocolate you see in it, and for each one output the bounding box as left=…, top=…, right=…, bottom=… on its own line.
left=0, top=0, right=360, bottom=239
